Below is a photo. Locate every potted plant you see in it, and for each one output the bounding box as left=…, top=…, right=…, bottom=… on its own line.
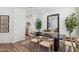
left=35, top=18, right=42, bottom=35
left=65, top=13, right=78, bottom=36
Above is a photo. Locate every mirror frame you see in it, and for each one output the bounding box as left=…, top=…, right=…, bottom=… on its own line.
left=47, top=14, right=59, bottom=33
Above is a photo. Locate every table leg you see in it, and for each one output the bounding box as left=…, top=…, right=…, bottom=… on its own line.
left=54, top=39, right=59, bottom=51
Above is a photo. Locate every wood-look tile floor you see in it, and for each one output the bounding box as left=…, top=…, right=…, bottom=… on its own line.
left=0, top=36, right=79, bottom=52
left=0, top=36, right=32, bottom=52
left=0, top=42, right=31, bottom=52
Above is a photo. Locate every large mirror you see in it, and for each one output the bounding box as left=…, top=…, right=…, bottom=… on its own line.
left=47, top=14, right=59, bottom=33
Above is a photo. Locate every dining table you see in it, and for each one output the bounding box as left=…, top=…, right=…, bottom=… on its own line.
left=31, top=32, right=65, bottom=51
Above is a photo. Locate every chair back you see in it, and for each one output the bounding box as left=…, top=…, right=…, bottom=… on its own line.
left=63, top=36, right=77, bottom=52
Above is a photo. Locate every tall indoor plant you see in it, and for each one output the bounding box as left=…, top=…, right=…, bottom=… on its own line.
left=35, top=18, right=42, bottom=33
left=65, top=13, right=78, bottom=36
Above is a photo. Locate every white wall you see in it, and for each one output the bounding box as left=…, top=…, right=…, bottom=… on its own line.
left=13, top=8, right=26, bottom=42
left=27, top=7, right=78, bottom=37
left=0, top=7, right=78, bottom=43
left=76, top=8, right=79, bottom=38
left=0, top=8, right=14, bottom=43
left=0, top=8, right=26, bottom=43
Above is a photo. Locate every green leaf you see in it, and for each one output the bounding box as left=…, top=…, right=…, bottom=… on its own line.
left=65, top=13, right=78, bottom=35
left=35, top=18, right=42, bottom=30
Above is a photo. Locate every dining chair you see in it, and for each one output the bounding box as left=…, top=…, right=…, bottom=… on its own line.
left=27, top=22, right=39, bottom=43
left=63, top=36, right=77, bottom=52
left=39, top=36, right=53, bottom=52
left=30, top=36, right=42, bottom=44
left=29, top=35, right=43, bottom=51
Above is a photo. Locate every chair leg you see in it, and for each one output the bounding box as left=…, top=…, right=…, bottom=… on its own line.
left=28, top=36, right=30, bottom=43
left=37, top=43, right=39, bottom=52
left=71, top=47, right=74, bottom=52
left=49, top=46, right=51, bottom=52
left=62, top=37, right=66, bottom=52
left=70, top=37, right=75, bottom=52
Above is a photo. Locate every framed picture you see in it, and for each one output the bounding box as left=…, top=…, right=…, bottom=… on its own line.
left=0, top=15, right=9, bottom=33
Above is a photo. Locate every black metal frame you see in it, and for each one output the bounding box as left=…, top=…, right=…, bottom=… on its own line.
left=47, top=14, right=59, bottom=33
